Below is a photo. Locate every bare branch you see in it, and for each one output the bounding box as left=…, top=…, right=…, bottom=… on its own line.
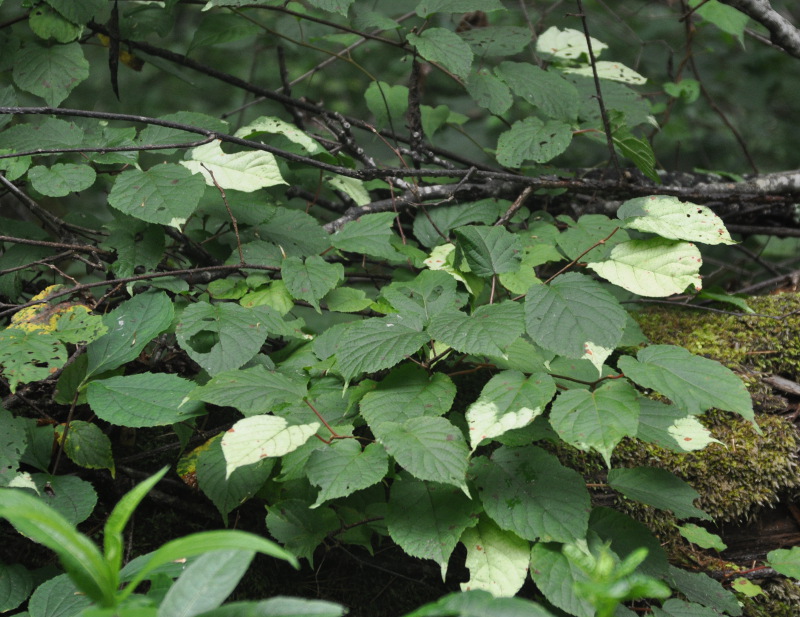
left=719, top=0, right=800, bottom=60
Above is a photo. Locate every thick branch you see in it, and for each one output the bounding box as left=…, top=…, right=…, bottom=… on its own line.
left=719, top=0, right=800, bottom=59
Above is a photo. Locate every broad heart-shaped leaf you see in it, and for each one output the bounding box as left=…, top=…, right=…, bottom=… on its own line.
left=12, top=41, right=89, bottom=106
left=187, top=365, right=308, bottom=416
left=460, top=26, right=532, bottom=58
left=608, top=467, right=710, bottom=520
left=108, top=164, right=206, bottom=227
left=221, top=415, right=319, bottom=477
left=525, top=272, right=627, bottom=372
left=453, top=225, right=523, bottom=277
left=265, top=499, right=339, bottom=565
left=555, top=214, right=629, bottom=262
left=530, top=542, right=594, bottom=617
left=281, top=256, right=344, bottom=312
left=496, top=117, right=573, bottom=167
left=28, top=163, right=96, bottom=197
left=407, top=28, right=473, bottom=79
left=466, top=371, right=556, bottom=450
left=460, top=518, right=529, bottom=597
left=306, top=0, right=354, bottom=16
left=306, top=440, right=388, bottom=508
left=617, top=196, right=735, bottom=245
left=0, top=329, right=66, bottom=392
left=767, top=546, right=800, bottom=579
left=102, top=215, right=165, bottom=280
left=197, top=436, right=274, bottom=524
left=667, top=565, right=741, bottom=616
left=364, top=81, right=408, bottom=130
left=495, top=62, right=578, bottom=121
left=412, top=199, right=504, bottom=249
left=379, top=416, right=469, bottom=491
left=587, top=238, right=703, bottom=298
left=636, top=398, right=721, bottom=452
left=86, top=291, right=174, bottom=378
left=28, top=575, right=92, bottom=617
left=87, top=373, right=205, bottom=428
left=379, top=269, right=466, bottom=325
left=175, top=301, right=274, bottom=375
left=466, top=69, right=513, bottom=115
left=415, top=0, right=504, bottom=17
left=30, top=473, right=97, bottom=526
left=57, top=421, right=115, bottom=475
left=360, top=364, right=456, bottom=433
left=257, top=205, right=329, bottom=257
left=428, top=301, right=524, bottom=358
left=0, top=562, right=31, bottom=612
left=549, top=379, right=640, bottom=467
left=617, top=345, right=756, bottom=425
left=333, top=314, right=430, bottom=383
left=181, top=141, right=286, bottom=191
left=386, top=474, right=480, bottom=579
left=330, top=212, right=402, bottom=261
left=472, top=446, right=590, bottom=543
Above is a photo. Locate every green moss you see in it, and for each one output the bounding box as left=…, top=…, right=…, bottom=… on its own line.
left=741, top=578, right=800, bottom=617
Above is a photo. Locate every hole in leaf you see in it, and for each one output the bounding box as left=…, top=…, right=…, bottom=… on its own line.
left=186, top=330, right=219, bottom=353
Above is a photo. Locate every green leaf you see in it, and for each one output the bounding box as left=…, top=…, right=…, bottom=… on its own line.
left=306, top=0, right=354, bottom=16
left=525, top=272, right=627, bottom=371
left=413, top=199, right=503, bottom=249
left=466, top=371, right=555, bottom=449
left=691, top=0, right=749, bottom=42
left=86, top=291, right=174, bottom=378
left=0, top=329, right=66, bottom=392
left=617, top=345, right=756, bottom=424
left=236, top=116, right=325, bottom=155
left=0, top=119, right=83, bottom=152
left=536, top=26, right=608, bottom=61
left=364, top=81, right=408, bottom=130
left=12, top=41, right=89, bottom=106
left=265, top=499, right=339, bottom=565
left=589, top=507, right=668, bottom=578
left=0, top=488, right=114, bottom=606
left=181, top=141, right=286, bottom=191
left=331, top=212, right=402, bottom=260
left=466, top=69, right=513, bottom=115
left=652, top=599, right=726, bottom=617
left=564, top=61, right=647, bottom=85
left=324, top=174, right=371, bottom=206
left=108, top=164, right=206, bottom=227
left=197, top=436, right=274, bottom=524
left=496, top=62, right=579, bottom=121
left=428, top=301, right=524, bottom=358
left=473, top=446, right=590, bottom=542
left=281, top=256, right=344, bottom=312
left=667, top=566, right=742, bottom=614
left=664, top=79, right=700, bottom=103
left=415, top=0, right=504, bottom=17
left=0, top=562, right=32, bottom=613
left=28, top=574, right=92, bottom=617
left=324, top=287, right=373, bottom=312
left=28, top=163, right=96, bottom=197
left=200, top=597, right=347, bottom=617
left=57, top=421, right=115, bottom=475
left=333, top=314, right=430, bottom=383
left=587, top=238, right=703, bottom=297
left=157, top=550, right=254, bottom=617
left=460, top=518, right=529, bottom=596
left=176, top=301, right=275, bottom=375
left=0, top=408, right=26, bottom=488
left=608, top=467, right=710, bottom=520
left=403, top=590, right=556, bottom=617
left=188, top=365, right=308, bottom=416
left=766, top=546, right=800, bottom=578
left=570, top=74, right=652, bottom=129
left=360, top=364, right=456, bottom=433
left=137, top=112, right=228, bottom=151
left=387, top=474, right=480, bottom=579
left=612, top=123, right=659, bottom=183
left=454, top=225, right=522, bottom=277
left=530, top=542, right=594, bottom=617
left=676, top=524, right=727, bottom=551
left=379, top=416, right=469, bottom=491
left=379, top=270, right=466, bottom=324
left=189, top=13, right=261, bottom=51
left=87, top=373, right=205, bottom=428
left=44, top=0, right=106, bottom=24
left=555, top=214, right=629, bottom=262
left=407, top=29, right=473, bottom=79
left=53, top=306, right=107, bottom=345
left=306, top=440, right=388, bottom=507
left=730, top=577, right=764, bottom=598
left=636, top=399, right=721, bottom=452
left=102, top=215, right=165, bottom=280
left=256, top=206, right=330, bottom=257
left=496, top=117, right=573, bottom=167
left=29, top=5, right=83, bottom=42
left=549, top=379, right=640, bottom=466
left=617, top=196, right=735, bottom=245
left=460, top=26, right=532, bottom=58
left=221, top=415, right=319, bottom=476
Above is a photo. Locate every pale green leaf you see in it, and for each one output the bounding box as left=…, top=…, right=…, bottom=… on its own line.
left=767, top=546, right=800, bottom=578
left=235, top=116, right=325, bottom=155
left=549, top=379, right=640, bottom=466
left=460, top=518, right=529, bottom=596
left=306, top=0, right=354, bottom=16
left=608, top=467, right=710, bottom=520
left=12, top=41, right=89, bottom=106
left=387, top=474, right=480, bottom=579
left=555, top=214, right=629, bottom=262
left=536, top=26, right=607, bottom=60
left=587, top=238, right=703, bottom=297
left=496, top=62, right=579, bottom=121
left=324, top=174, right=370, bottom=206
left=364, top=81, right=408, bottom=130
left=564, top=61, right=647, bottom=84
left=691, top=0, right=749, bottom=41
left=473, top=446, right=590, bottom=542
left=379, top=416, right=469, bottom=490
left=108, top=164, right=206, bottom=227
left=281, top=256, right=344, bottom=312
left=677, top=524, right=727, bottom=551
left=306, top=440, right=388, bottom=507
left=28, top=163, right=96, bottom=197
left=428, top=301, right=524, bottom=358
left=181, top=141, right=286, bottom=191
left=496, top=117, right=573, bottom=167
left=617, top=196, right=735, bottom=245
left=407, top=29, right=473, bottom=79
left=0, top=329, right=66, bottom=392
left=324, top=287, right=373, bottom=313
left=618, top=345, right=756, bottom=424
left=730, top=577, right=764, bottom=598
left=221, top=415, right=319, bottom=476
left=87, top=373, right=205, bottom=428
left=29, top=5, right=82, bottom=43
left=466, top=371, right=555, bottom=449
left=636, top=399, right=721, bottom=452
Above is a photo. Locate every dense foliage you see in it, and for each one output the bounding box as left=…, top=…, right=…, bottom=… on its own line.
left=2, top=1, right=800, bottom=616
